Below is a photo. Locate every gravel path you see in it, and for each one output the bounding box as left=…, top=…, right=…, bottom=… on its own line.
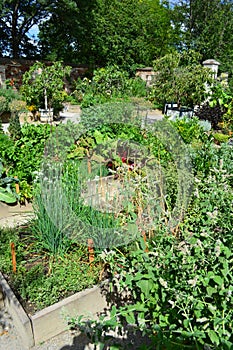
left=0, top=320, right=89, bottom=350
left=0, top=295, right=93, bottom=350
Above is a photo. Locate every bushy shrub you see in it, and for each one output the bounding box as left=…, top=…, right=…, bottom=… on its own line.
left=0, top=88, right=23, bottom=116
left=74, top=65, right=147, bottom=108
left=0, top=123, right=53, bottom=202
left=8, top=113, right=22, bottom=141
left=149, top=51, right=213, bottom=109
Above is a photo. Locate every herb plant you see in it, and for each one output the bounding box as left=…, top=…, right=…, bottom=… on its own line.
left=67, top=122, right=233, bottom=349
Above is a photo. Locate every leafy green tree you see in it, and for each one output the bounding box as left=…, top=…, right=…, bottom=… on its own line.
left=150, top=50, right=214, bottom=108
left=38, top=0, right=96, bottom=64
left=38, top=0, right=175, bottom=71
left=0, top=0, right=54, bottom=58
left=21, top=61, right=71, bottom=114
left=90, top=0, right=174, bottom=72
left=171, top=0, right=233, bottom=74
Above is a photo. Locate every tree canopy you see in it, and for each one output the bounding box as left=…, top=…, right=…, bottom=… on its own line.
left=89, top=0, right=173, bottom=71
left=38, top=0, right=174, bottom=71
left=0, top=0, right=54, bottom=58
left=171, top=0, right=233, bottom=73
left=1, top=0, right=233, bottom=76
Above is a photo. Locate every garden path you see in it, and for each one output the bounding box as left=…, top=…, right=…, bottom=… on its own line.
left=2, top=104, right=163, bottom=133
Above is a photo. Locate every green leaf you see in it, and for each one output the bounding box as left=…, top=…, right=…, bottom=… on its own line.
left=213, top=276, right=223, bottom=286
left=125, top=311, right=135, bottom=325
left=110, top=305, right=117, bottom=318
left=208, top=329, right=220, bottom=345
left=93, top=130, right=104, bottom=144
left=136, top=279, right=152, bottom=299
left=183, top=319, right=190, bottom=328
left=0, top=188, right=17, bottom=203
left=206, top=286, right=217, bottom=296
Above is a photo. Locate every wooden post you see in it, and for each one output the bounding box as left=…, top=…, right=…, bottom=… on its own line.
left=88, top=239, right=94, bottom=265
left=10, top=242, right=16, bottom=273
left=14, top=176, right=19, bottom=194
left=86, top=149, right=91, bottom=174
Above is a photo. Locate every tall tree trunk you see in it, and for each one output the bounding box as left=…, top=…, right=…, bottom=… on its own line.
left=11, top=0, right=20, bottom=58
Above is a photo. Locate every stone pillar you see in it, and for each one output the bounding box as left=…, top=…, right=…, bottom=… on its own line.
left=202, top=59, right=220, bottom=79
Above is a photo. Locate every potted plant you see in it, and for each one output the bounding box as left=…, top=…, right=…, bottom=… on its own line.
left=21, top=61, right=71, bottom=122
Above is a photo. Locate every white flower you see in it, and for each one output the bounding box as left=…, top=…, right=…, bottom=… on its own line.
left=196, top=317, right=208, bottom=323
left=99, top=249, right=116, bottom=260
left=194, top=188, right=199, bottom=198
left=214, top=239, right=222, bottom=257
left=206, top=209, right=218, bottom=219
left=188, top=276, right=198, bottom=287
left=200, top=231, right=208, bottom=237
left=168, top=300, right=175, bottom=308
left=159, top=277, right=168, bottom=289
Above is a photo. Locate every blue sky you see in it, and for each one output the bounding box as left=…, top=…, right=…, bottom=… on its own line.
left=28, top=24, right=39, bottom=39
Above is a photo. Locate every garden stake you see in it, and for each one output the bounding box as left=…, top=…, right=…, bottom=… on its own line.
left=14, top=176, right=19, bottom=194
left=137, top=202, right=149, bottom=252
left=142, top=231, right=149, bottom=252
left=10, top=242, right=16, bottom=273
left=88, top=238, right=94, bottom=265
left=86, top=149, right=91, bottom=174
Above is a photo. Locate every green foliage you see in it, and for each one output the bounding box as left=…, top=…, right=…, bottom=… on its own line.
left=194, top=83, right=233, bottom=131
left=169, top=117, right=205, bottom=144
left=67, top=123, right=233, bottom=349
left=31, top=191, right=72, bottom=256
left=172, top=0, right=233, bottom=78
left=8, top=113, right=22, bottom=141
left=90, top=0, right=174, bottom=70
left=0, top=0, right=53, bottom=57
left=0, top=227, right=19, bottom=270
left=38, top=0, right=174, bottom=69
left=2, top=123, right=53, bottom=182
left=149, top=51, right=213, bottom=109
left=72, top=160, right=233, bottom=348
left=75, top=66, right=147, bottom=108
left=213, top=133, right=231, bottom=144
left=21, top=61, right=71, bottom=113
left=0, top=88, right=24, bottom=115
left=208, top=84, right=233, bottom=130
left=0, top=159, right=18, bottom=203
left=12, top=253, right=99, bottom=311
left=0, top=123, right=53, bottom=202
left=0, top=225, right=100, bottom=311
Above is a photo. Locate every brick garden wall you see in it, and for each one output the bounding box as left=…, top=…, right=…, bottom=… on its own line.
left=0, top=58, right=88, bottom=91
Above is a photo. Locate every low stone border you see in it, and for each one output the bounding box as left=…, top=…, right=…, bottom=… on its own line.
left=0, top=272, right=107, bottom=348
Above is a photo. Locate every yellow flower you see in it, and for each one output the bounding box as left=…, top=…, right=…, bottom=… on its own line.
left=28, top=105, right=37, bottom=112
